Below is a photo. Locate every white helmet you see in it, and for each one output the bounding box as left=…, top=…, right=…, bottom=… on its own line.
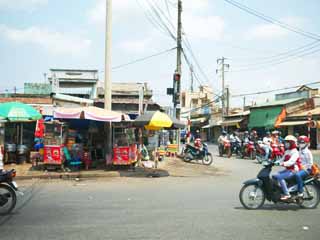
left=284, top=135, right=297, bottom=144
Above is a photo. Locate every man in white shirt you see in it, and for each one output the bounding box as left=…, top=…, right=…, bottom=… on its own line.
left=262, top=131, right=272, bottom=160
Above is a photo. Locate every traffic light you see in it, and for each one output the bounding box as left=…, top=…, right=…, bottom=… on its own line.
left=173, top=72, right=181, bottom=105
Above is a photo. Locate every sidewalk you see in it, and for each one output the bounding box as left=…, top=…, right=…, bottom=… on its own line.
left=6, top=153, right=223, bottom=180
left=5, top=161, right=170, bottom=180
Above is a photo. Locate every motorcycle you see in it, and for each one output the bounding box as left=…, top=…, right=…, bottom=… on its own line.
left=183, top=143, right=213, bottom=165
left=256, top=142, right=284, bottom=163
left=0, top=169, right=19, bottom=215
left=230, top=139, right=242, bottom=157
left=239, top=161, right=320, bottom=210
left=218, top=140, right=231, bottom=158
left=240, top=141, right=256, bottom=160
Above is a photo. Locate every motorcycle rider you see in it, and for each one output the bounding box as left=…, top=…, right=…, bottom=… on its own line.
left=194, top=130, right=202, bottom=150
left=250, top=130, right=258, bottom=143
left=295, top=136, right=313, bottom=197
left=262, top=131, right=272, bottom=161
left=218, top=130, right=228, bottom=152
left=273, top=135, right=302, bottom=200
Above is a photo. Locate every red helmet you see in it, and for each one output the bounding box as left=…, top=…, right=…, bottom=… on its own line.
left=298, top=136, right=310, bottom=144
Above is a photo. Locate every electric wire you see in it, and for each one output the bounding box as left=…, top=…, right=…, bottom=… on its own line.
left=230, top=47, right=320, bottom=72
left=111, top=47, right=177, bottom=70
left=223, top=0, right=320, bottom=41
left=232, top=81, right=320, bottom=97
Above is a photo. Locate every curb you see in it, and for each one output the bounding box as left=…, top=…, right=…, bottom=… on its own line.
left=15, top=168, right=170, bottom=180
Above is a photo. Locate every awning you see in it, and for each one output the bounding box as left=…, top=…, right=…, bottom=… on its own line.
left=278, top=120, right=308, bottom=126
left=54, top=106, right=122, bottom=122
left=221, top=118, right=243, bottom=126
left=248, top=106, right=283, bottom=129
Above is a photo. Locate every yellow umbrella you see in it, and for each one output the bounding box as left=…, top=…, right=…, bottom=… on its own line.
left=134, top=111, right=173, bottom=130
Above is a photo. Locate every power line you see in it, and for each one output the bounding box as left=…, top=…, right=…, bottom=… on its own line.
left=232, top=81, right=320, bottom=97
left=111, top=47, right=176, bottom=70
left=230, top=47, right=320, bottom=72
left=136, top=0, right=175, bottom=39
left=232, top=42, right=320, bottom=68
left=223, top=0, right=320, bottom=41
left=230, top=40, right=320, bottom=62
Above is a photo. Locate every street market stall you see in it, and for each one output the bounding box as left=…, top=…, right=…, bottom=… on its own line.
left=53, top=106, right=123, bottom=169
left=0, top=102, right=42, bottom=164
left=43, top=121, right=67, bottom=169
left=112, top=125, right=137, bottom=166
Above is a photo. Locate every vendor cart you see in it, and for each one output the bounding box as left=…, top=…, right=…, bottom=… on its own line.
left=43, top=121, right=67, bottom=169
left=112, top=127, right=137, bottom=166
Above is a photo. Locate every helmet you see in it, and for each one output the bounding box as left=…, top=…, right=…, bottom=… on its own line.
left=272, top=130, right=279, bottom=135
left=298, top=135, right=310, bottom=144
left=284, top=135, right=297, bottom=149
left=266, top=131, right=271, bottom=135
left=244, top=131, right=249, bottom=135
left=298, top=135, right=310, bottom=149
left=222, top=130, right=227, bottom=136
left=284, top=135, right=297, bottom=143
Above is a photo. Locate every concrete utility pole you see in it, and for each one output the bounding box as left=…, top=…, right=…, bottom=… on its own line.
left=105, top=0, right=112, bottom=166
left=190, top=64, right=194, bottom=92
left=104, top=0, right=112, bottom=111
left=174, top=0, right=182, bottom=120
left=226, top=86, right=230, bottom=116
left=217, top=57, right=229, bottom=117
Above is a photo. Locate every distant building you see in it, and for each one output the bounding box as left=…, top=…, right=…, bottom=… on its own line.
left=275, top=85, right=319, bottom=101
left=181, top=85, right=215, bottom=125
left=48, top=69, right=99, bottom=99
left=95, top=82, right=160, bottom=117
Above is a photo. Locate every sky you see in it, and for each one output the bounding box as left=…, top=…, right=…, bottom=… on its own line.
left=0, top=0, right=319, bottom=108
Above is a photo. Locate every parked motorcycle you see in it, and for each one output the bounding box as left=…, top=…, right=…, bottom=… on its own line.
left=218, top=140, right=231, bottom=158
left=0, top=169, right=19, bottom=215
left=239, top=161, right=320, bottom=209
left=183, top=143, right=213, bottom=165
left=240, top=141, right=256, bottom=160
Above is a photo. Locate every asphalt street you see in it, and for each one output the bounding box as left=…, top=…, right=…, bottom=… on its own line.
left=0, top=144, right=319, bottom=240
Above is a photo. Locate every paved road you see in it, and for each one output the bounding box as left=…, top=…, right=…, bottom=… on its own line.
left=0, top=145, right=319, bottom=240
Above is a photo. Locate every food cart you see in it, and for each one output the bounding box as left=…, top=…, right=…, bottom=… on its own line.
left=112, top=126, right=137, bottom=166
left=43, top=121, right=67, bottom=169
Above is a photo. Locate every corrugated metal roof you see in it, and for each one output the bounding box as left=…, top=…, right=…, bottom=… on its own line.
left=288, top=107, right=320, bottom=117
left=251, top=98, right=303, bottom=108
left=0, top=97, right=52, bottom=104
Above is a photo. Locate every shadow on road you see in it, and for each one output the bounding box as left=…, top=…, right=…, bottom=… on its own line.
left=234, top=204, right=301, bottom=211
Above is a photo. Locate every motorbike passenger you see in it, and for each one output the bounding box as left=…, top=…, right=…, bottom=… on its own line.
left=295, top=136, right=313, bottom=197
left=262, top=131, right=272, bottom=160
left=272, top=135, right=302, bottom=200
left=271, top=130, right=280, bottom=145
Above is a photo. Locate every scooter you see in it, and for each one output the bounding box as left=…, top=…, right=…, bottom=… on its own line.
left=0, top=169, right=20, bottom=215
left=239, top=161, right=320, bottom=210
left=183, top=143, right=213, bottom=165
left=240, top=141, right=256, bottom=160
left=218, top=140, right=231, bottom=158
left=256, top=142, right=284, bottom=163
left=230, top=139, right=242, bottom=157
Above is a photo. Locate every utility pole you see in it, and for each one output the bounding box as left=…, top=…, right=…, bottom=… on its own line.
left=217, top=57, right=229, bottom=117
left=173, top=0, right=182, bottom=120
left=104, top=0, right=112, bottom=111
left=226, top=86, right=230, bottom=116
left=105, top=0, right=112, bottom=166
left=190, top=64, right=194, bottom=92
left=243, top=96, right=246, bottom=111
